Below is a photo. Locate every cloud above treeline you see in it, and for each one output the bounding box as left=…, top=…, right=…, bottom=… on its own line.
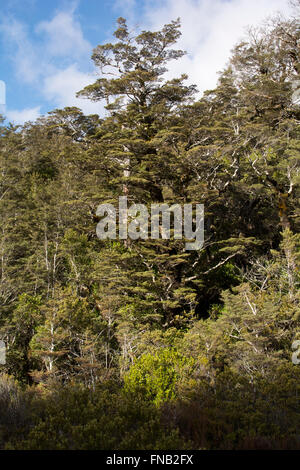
left=1, top=6, right=101, bottom=124
left=6, top=106, right=41, bottom=123
left=1, top=0, right=294, bottom=124
left=140, top=0, right=293, bottom=93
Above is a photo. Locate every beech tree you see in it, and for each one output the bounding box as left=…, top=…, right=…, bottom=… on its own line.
left=0, top=10, right=299, bottom=450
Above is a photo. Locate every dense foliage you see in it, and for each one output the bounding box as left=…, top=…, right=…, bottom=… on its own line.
left=0, top=8, right=299, bottom=450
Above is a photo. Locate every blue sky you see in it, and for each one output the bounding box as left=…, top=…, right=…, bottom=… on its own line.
left=0, top=0, right=293, bottom=124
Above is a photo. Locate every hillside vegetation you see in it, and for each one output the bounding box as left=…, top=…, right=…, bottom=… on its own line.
left=0, top=10, right=299, bottom=450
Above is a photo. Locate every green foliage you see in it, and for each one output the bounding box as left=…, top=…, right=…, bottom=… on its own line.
left=5, top=382, right=188, bottom=450
left=0, top=12, right=299, bottom=450
left=124, top=348, right=196, bottom=405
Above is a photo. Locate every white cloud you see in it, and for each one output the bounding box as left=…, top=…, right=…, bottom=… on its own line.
left=36, top=10, right=91, bottom=58
left=43, top=65, right=104, bottom=115
left=142, top=0, right=294, bottom=94
left=0, top=18, right=43, bottom=84
left=1, top=0, right=296, bottom=123
left=6, top=106, right=41, bottom=124
left=113, top=0, right=137, bottom=22
left=35, top=8, right=105, bottom=115
left=0, top=8, right=102, bottom=119
left=113, top=0, right=137, bottom=12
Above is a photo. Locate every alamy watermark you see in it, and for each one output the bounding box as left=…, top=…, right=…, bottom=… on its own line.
left=0, top=340, right=6, bottom=365
left=292, top=340, right=300, bottom=365
left=96, top=197, right=204, bottom=250
left=292, top=80, right=300, bottom=106
left=0, top=80, right=6, bottom=115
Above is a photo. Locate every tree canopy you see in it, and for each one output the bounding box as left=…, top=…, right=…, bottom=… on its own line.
left=0, top=12, right=299, bottom=450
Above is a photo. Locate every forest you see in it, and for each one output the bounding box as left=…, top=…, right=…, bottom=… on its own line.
left=0, top=6, right=299, bottom=450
